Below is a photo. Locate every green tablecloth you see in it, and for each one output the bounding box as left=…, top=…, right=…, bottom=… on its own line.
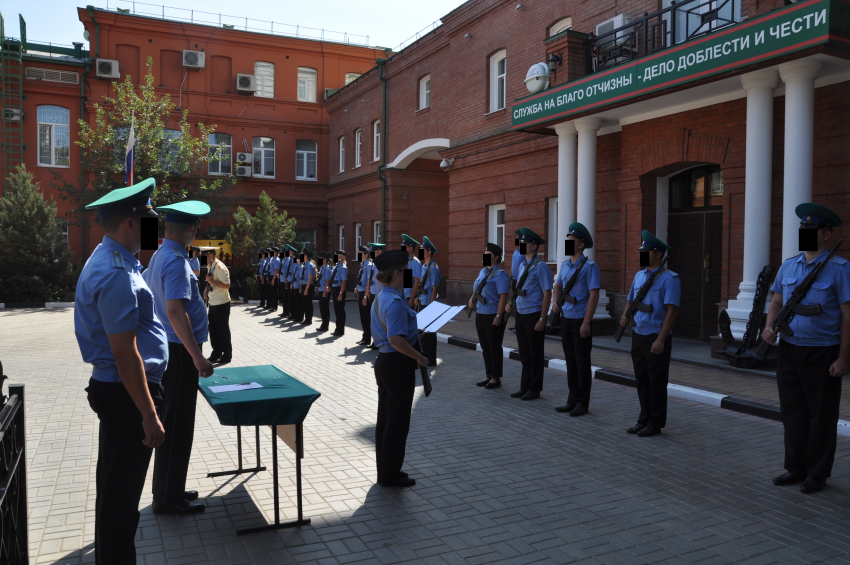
left=198, top=364, right=321, bottom=426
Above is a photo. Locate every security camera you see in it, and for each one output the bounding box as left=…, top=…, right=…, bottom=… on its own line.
left=440, top=158, right=454, bottom=170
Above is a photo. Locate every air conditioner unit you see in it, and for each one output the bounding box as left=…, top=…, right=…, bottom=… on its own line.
left=596, top=14, right=632, bottom=44
left=236, top=165, right=253, bottom=177
left=236, top=73, right=257, bottom=93
left=3, top=108, right=22, bottom=122
left=95, top=58, right=120, bottom=79
left=183, top=50, right=205, bottom=69
left=235, top=152, right=252, bottom=164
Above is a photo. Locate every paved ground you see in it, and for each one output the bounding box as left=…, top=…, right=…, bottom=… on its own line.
left=3, top=303, right=850, bottom=565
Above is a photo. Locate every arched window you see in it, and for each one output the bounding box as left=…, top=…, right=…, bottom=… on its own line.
left=253, top=136, right=275, bottom=178
left=296, top=140, right=318, bottom=180
left=419, top=74, right=431, bottom=110
left=550, top=17, right=572, bottom=36
left=37, top=106, right=70, bottom=167
left=489, top=50, right=506, bottom=112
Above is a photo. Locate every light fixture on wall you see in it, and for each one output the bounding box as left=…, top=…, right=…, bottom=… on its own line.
left=548, top=53, right=563, bottom=72
left=464, top=33, right=472, bottom=39
left=440, top=158, right=455, bottom=170
left=516, top=3, right=524, bottom=9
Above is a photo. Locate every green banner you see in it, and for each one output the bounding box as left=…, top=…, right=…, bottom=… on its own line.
left=511, top=0, right=842, bottom=129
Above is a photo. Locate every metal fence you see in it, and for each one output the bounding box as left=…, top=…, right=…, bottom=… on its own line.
left=0, top=365, right=28, bottom=565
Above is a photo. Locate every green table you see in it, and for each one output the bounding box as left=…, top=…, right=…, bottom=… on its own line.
left=199, top=364, right=321, bottom=535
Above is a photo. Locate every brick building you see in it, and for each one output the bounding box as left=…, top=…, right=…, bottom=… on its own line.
left=326, top=0, right=850, bottom=344
left=2, top=6, right=384, bottom=263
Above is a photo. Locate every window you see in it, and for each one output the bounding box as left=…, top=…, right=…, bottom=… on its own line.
left=419, top=75, right=431, bottom=110
left=338, top=136, right=345, bottom=173
left=252, top=136, right=275, bottom=178
left=355, top=223, right=362, bottom=258
left=373, top=120, right=381, bottom=161
left=550, top=17, right=573, bottom=36
left=339, top=224, right=345, bottom=252
left=254, top=61, right=275, bottom=98
left=345, top=72, right=361, bottom=85
left=26, top=67, right=78, bottom=84
left=373, top=220, right=381, bottom=243
left=295, top=140, right=318, bottom=180
left=355, top=129, right=361, bottom=167
left=663, top=0, right=741, bottom=45
left=208, top=133, right=232, bottom=175
left=37, top=106, right=70, bottom=167
left=158, top=129, right=181, bottom=171
left=296, top=228, right=316, bottom=252
left=298, top=67, right=317, bottom=102
left=669, top=165, right=723, bottom=211
left=488, top=204, right=506, bottom=253
left=548, top=197, right=559, bottom=262
left=489, top=50, right=507, bottom=112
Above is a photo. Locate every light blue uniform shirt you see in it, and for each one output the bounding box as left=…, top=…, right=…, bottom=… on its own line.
left=770, top=250, right=850, bottom=346
left=269, top=256, right=281, bottom=276
left=257, top=257, right=266, bottom=277
left=292, top=263, right=303, bottom=289
left=285, top=258, right=297, bottom=283
left=143, top=238, right=209, bottom=345
left=512, top=248, right=526, bottom=280
left=419, top=261, right=441, bottom=306
left=301, top=261, right=316, bottom=286
left=516, top=257, right=554, bottom=315
left=331, top=261, right=348, bottom=287
left=369, top=262, right=380, bottom=295
left=555, top=256, right=601, bottom=319
left=627, top=266, right=681, bottom=336
left=404, top=256, right=422, bottom=299
left=279, top=256, right=290, bottom=279
left=75, top=236, right=169, bottom=384
left=317, top=263, right=332, bottom=288
left=189, top=257, right=200, bottom=272
left=372, top=286, right=418, bottom=353
left=473, top=266, right=510, bottom=315
left=356, top=259, right=373, bottom=292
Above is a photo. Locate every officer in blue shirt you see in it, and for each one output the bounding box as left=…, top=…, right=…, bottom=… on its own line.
left=356, top=245, right=375, bottom=345
left=267, top=246, right=281, bottom=312
left=316, top=251, right=333, bottom=331
left=509, top=229, right=526, bottom=328
left=371, top=249, right=428, bottom=488
left=402, top=234, right=422, bottom=306
left=278, top=247, right=292, bottom=318
left=257, top=249, right=268, bottom=308
left=143, top=200, right=214, bottom=515
left=283, top=245, right=298, bottom=319
left=255, top=250, right=265, bottom=307
left=621, top=230, right=680, bottom=437
left=508, top=227, right=553, bottom=400
left=189, top=246, right=201, bottom=275
left=299, top=247, right=316, bottom=326
left=327, top=249, right=348, bottom=335
left=365, top=243, right=386, bottom=349
left=762, top=203, right=850, bottom=493
left=469, top=243, right=511, bottom=389
left=416, top=236, right=441, bottom=365
left=552, top=222, right=601, bottom=417
left=74, top=178, right=167, bottom=565
left=291, top=251, right=304, bottom=323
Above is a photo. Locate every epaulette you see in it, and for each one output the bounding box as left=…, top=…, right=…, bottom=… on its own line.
left=665, top=270, right=679, bottom=277
left=111, top=250, right=125, bottom=269
left=831, top=256, right=849, bottom=265
left=170, top=246, right=185, bottom=259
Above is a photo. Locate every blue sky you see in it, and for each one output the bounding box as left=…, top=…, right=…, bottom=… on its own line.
left=0, top=0, right=466, bottom=51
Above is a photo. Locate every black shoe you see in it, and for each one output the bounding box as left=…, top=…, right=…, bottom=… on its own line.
left=370, top=345, right=379, bottom=350
left=510, top=390, right=528, bottom=398
left=555, top=403, right=577, bottom=413
left=316, top=327, right=327, bottom=333
left=184, top=490, right=199, bottom=501
left=637, top=425, right=660, bottom=437
left=476, top=378, right=491, bottom=387
left=381, top=476, right=416, bottom=487
left=217, top=356, right=232, bottom=365
left=300, top=320, right=311, bottom=326
left=152, top=499, right=205, bottom=515
left=207, top=353, right=221, bottom=363
left=485, top=379, right=501, bottom=389
left=521, top=391, right=540, bottom=401
left=569, top=404, right=588, bottom=417
left=626, top=423, right=645, bottom=434
left=772, top=471, right=807, bottom=486
left=800, top=476, right=826, bottom=494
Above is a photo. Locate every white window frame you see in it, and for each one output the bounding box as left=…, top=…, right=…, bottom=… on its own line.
left=208, top=133, right=232, bottom=175
left=338, top=136, right=345, bottom=173
left=373, top=120, right=381, bottom=162
left=354, top=129, right=361, bottom=167
left=295, top=140, right=318, bottom=181
left=297, top=67, right=317, bottom=103
left=547, top=197, right=559, bottom=263
left=489, top=50, right=507, bottom=113
left=419, top=75, right=431, bottom=110
left=550, top=17, right=573, bottom=36
left=254, top=61, right=275, bottom=98
left=488, top=204, right=506, bottom=253
left=37, top=106, right=71, bottom=168
left=345, top=72, right=361, bottom=85
left=252, top=136, right=275, bottom=178
left=339, top=224, right=345, bottom=252
left=355, top=223, right=362, bottom=259
left=373, top=220, right=381, bottom=243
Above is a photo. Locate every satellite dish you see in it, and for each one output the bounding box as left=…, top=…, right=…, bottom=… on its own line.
left=84, top=30, right=90, bottom=41
left=525, top=63, right=550, bottom=94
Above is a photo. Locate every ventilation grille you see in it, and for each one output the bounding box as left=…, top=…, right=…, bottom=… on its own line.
left=26, top=67, right=79, bottom=84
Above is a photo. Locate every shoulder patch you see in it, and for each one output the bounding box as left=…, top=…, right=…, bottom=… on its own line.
left=170, top=246, right=185, bottom=259
left=666, top=270, right=679, bottom=278
left=112, top=250, right=124, bottom=269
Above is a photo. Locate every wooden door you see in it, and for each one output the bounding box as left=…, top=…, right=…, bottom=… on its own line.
left=667, top=212, right=704, bottom=339
left=703, top=211, right=723, bottom=339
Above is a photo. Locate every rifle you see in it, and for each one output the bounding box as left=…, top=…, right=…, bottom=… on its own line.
left=755, top=239, right=844, bottom=362
left=502, top=255, right=539, bottom=324
left=548, top=255, right=589, bottom=327
left=419, top=263, right=431, bottom=304
left=467, top=266, right=496, bottom=317
left=614, top=256, right=670, bottom=343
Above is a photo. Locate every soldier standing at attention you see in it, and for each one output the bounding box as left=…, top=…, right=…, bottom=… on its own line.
left=509, top=229, right=526, bottom=331
left=356, top=245, right=375, bottom=345
left=620, top=230, right=680, bottom=438
left=278, top=246, right=292, bottom=318
left=402, top=234, right=422, bottom=308
left=256, top=250, right=266, bottom=308
left=300, top=247, right=316, bottom=326
left=143, top=201, right=215, bottom=515
left=417, top=236, right=441, bottom=365
left=365, top=243, right=385, bottom=349
left=763, top=203, right=850, bottom=494
left=74, top=179, right=167, bottom=564
left=552, top=223, right=600, bottom=417
left=328, top=249, right=349, bottom=335
left=284, top=245, right=298, bottom=319
left=470, top=243, right=510, bottom=389
left=291, top=251, right=304, bottom=324
left=267, top=247, right=281, bottom=312
left=316, top=251, right=333, bottom=332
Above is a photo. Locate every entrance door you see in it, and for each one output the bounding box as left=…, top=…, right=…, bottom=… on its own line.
left=665, top=166, right=724, bottom=341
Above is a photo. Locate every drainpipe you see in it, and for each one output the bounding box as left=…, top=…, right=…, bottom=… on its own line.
left=376, top=57, right=387, bottom=242
left=86, top=6, right=99, bottom=58
left=79, top=60, right=90, bottom=260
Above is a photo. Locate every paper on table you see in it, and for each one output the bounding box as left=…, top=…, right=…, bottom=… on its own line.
left=422, top=305, right=466, bottom=333
left=416, top=301, right=450, bottom=330
left=209, top=382, right=264, bottom=393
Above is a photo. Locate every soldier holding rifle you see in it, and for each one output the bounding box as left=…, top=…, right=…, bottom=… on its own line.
left=551, top=223, right=600, bottom=417
left=619, top=231, right=680, bottom=437
left=762, top=203, right=850, bottom=494
left=469, top=243, right=510, bottom=389
left=507, top=229, right=526, bottom=330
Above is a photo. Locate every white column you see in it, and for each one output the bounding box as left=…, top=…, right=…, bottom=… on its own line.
left=656, top=176, right=669, bottom=244
left=574, top=116, right=609, bottom=319
left=554, top=122, right=577, bottom=267
left=780, top=59, right=822, bottom=262
left=725, top=69, right=780, bottom=339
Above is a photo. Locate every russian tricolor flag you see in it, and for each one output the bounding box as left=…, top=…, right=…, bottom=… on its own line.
left=124, top=116, right=135, bottom=186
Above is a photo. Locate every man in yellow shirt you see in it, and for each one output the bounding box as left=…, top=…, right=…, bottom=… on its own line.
left=203, top=248, right=232, bottom=364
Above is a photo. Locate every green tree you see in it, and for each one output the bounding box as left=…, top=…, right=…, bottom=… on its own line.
left=0, top=165, right=76, bottom=302
left=228, top=191, right=297, bottom=261
left=53, top=56, right=242, bottom=234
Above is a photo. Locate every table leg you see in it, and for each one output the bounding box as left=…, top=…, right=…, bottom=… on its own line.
left=208, top=425, right=267, bottom=478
